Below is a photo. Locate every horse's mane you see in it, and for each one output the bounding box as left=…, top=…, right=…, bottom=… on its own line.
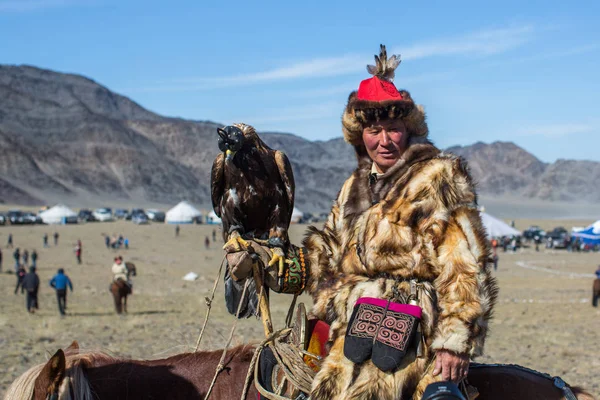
left=4, top=350, right=116, bottom=400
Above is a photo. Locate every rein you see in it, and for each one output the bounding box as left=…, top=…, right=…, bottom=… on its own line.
left=470, top=363, right=578, bottom=400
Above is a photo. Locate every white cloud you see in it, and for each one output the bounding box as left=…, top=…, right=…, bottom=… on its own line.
left=0, top=0, right=96, bottom=12
left=126, top=24, right=535, bottom=93
left=396, top=25, right=535, bottom=60
left=518, top=123, right=595, bottom=137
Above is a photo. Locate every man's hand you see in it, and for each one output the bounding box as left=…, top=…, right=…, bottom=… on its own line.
left=225, top=241, right=273, bottom=281
left=432, top=349, right=469, bottom=382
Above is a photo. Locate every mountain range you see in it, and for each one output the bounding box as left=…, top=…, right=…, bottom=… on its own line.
left=1, top=64, right=598, bottom=215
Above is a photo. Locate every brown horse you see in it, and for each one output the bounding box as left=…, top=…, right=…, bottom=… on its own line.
left=6, top=341, right=595, bottom=400
left=110, top=262, right=136, bottom=314
left=593, top=279, right=600, bottom=307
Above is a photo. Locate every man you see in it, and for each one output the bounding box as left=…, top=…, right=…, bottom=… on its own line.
left=0, top=247, right=3, bottom=272
left=14, top=264, right=26, bottom=294
left=7, top=233, right=13, bottom=249
left=31, top=250, right=38, bottom=268
left=13, top=248, right=20, bottom=271
left=50, top=268, right=73, bottom=316
left=226, top=45, right=497, bottom=399
left=22, top=266, right=40, bottom=313
left=53, top=232, right=59, bottom=246
left=43, top=233, right=49, bottom=248
left=112, top=256, right=131, bottom=290
left=74, top=240, right=82, bottom=264
left=22, top=249, right=29, bottom=267
left=175, top=225, right=180, bottom=237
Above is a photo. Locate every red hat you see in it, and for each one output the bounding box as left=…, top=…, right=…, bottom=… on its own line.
left=341, top=45, right=428, bottom=146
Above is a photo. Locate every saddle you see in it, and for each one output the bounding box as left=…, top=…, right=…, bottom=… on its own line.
left=255, top=303, right=329, bottom=399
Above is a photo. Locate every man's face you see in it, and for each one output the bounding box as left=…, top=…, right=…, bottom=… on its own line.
left=362, top=118, right=408, bottom=173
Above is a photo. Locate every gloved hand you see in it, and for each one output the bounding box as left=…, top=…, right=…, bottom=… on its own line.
left=225, top=240, right=273, bottom=281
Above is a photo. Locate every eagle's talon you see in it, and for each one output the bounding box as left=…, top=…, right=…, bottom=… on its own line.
left=268, top=247, right=286, bottom=277
left=223, top=235, right=249, bottom=252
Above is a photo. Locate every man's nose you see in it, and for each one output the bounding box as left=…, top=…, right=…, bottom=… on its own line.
left=380, top=129, right=391, bottom=146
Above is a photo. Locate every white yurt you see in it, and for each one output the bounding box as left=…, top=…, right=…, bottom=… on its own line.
left=39, top=204, right=78, bottom=224
left=291, top=207, right=304, bottom=223
left=480, top=212, right=520, bottom=238
left=165, top=201, right=202, bottom=224
left=205, top=210, right=222, bottom=225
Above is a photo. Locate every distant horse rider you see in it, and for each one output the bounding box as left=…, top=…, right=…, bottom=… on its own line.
left=112, top=256, right=132, bottom=292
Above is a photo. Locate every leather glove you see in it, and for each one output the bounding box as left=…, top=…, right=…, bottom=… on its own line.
left=225, top=241, right=273, bottom=282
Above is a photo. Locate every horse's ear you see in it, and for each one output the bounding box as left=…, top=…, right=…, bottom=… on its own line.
left=65, top=340, right=79, bottom=355
left=34, top=349, right=66, bottom=399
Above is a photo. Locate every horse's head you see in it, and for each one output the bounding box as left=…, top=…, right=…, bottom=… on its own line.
left=125, top=262, right=137, bottom=277
left=33, top=341, right=79, bottom=400
left=33, top=349, right=65, bottom=400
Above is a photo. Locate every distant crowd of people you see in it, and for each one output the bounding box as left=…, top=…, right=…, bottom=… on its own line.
left=104, top=234, right=129, bottom=250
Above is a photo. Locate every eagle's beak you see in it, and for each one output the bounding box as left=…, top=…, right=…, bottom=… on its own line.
left=217, top=128, right=227, bottom=140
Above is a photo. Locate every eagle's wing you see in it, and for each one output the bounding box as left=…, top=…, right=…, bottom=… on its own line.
left=275, top=150, right=295, bottom=221
left=210, top=153, right=225, bottom=218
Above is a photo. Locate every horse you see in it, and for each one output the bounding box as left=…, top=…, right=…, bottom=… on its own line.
left=6, top=341, right=596, bottom=400
left=110, top=262, right=136, bottom=314
left=593, top=278, right=600, bottom=307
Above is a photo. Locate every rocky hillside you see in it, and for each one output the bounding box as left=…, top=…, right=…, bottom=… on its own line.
left=0, top=64, right=598, bottom=212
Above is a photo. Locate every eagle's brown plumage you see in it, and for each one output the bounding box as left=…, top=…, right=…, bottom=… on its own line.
left=211, top=122, right=295, bottom=248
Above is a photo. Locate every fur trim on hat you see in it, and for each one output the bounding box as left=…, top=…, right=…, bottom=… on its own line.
left=342, top=89, right=429, bottom=146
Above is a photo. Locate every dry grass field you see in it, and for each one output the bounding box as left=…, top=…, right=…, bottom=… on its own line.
left=1, top=219, right=599, bottom=398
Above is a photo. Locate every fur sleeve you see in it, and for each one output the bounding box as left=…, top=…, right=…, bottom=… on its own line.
left=302, top=177, right=353, bottom=320
left=430, top=206, right=498, bottom=356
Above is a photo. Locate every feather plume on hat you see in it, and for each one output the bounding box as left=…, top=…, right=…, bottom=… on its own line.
left=366, top=44, right=401, bottom=82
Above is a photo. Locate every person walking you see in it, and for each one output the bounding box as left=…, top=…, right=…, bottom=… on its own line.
left=0, top=247, right=3, bottom=273
left=22, top=249, right=29, bottom=267
left=104, top=235, right=110, bottom=249
left=14, top=264, right=26, bottom=294
left=175, top=225, right=180, bottom=237
left=53, top=232, right=59, bottom=246
left=124, top=237, right=129, bottom=249
left=204, top=236, right=210, bottom=250
left=7, top=233, right=13, bottom=249
left=49, top=268, right=73, bottom=316
left=43, top=233, right=49, bottom=248
left=31, top=250, right=38, bottom=268
left=74, top=240, right=82, bottom=264
left=13, top=248, right=20, bottom=271
left=22, top=266, right=40, bottom=313
left=212, top=229, right=216, bottom=242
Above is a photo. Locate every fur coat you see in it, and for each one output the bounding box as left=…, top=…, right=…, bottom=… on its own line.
left=303, top=140, right=498, bottom=400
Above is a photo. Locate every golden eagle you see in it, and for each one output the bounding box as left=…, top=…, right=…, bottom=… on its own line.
left=211, top=123, right=295, bottom=316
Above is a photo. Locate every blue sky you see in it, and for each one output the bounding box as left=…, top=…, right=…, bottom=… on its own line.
left=1, top=0, right=599, bottom=162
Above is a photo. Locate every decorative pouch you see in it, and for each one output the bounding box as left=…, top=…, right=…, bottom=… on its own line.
left=343, top=297, right=386, bottom=363
left=371, top=301, right=422, bottom=372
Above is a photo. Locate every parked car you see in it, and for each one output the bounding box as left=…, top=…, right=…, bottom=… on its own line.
left=132, top=213, right=149, bottom=225
left=114, top=209, right=129, bottom=219
left=546, top=227, right=570, bottom=249
left=522, top=226, right=545, bottom=241
left=22, top=212, right=42, bottom=224
left=93, top=208, right=113, bottom=222
left=126, top=208, right=146, bottom=220
left=78, top=209, right=97, bottom=222
left=7, top=210, right=24, bottom=224
left=0, top=214, right=6, bottom=225
left=146, top=209, right=165, bottom=222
